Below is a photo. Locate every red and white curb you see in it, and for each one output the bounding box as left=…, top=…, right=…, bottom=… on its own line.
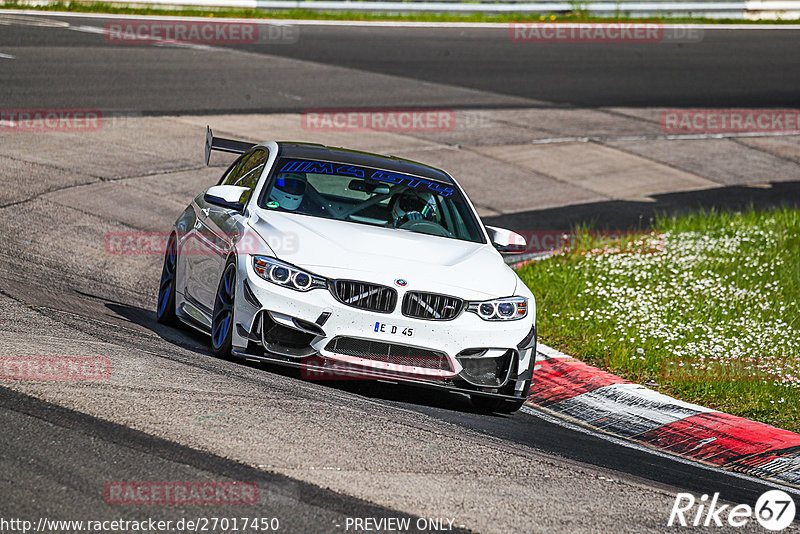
left=527, top=345, right=800, bottom=489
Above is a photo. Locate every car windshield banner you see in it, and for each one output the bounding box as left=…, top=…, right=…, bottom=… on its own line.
left=277, top=159, right=456, bottom=197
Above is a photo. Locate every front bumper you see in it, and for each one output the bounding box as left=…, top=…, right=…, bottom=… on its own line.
left=233, top=258, right=536, bottom=397
left=230, top=347, right=531, bottom=400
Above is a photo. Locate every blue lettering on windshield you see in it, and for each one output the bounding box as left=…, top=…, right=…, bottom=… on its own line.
left=336, top=165, right=365, bottom=177
left=426, top=182, right=455, bottom=197
left=369, top=170, right=404, bottom=184
left=280, top=160, right=338, bottom=175
left=305, top=161, right=334, bottom=174
left=280, top=160, right=308, bottom=172
left=279, top=160, right=454, bottom=197
left=369, top=171, right=454, bottom=197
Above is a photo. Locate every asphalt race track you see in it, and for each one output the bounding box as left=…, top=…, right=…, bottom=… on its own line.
left=1, top=15, right=799, bottom=112
left=1, top=12, right=799, bottom=533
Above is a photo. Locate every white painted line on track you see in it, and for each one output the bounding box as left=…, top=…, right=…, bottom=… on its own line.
left=2, top=9, right=800, bottom=29
left=68, top=24, right=108, bottom=34
left=56, top=21, right=232, bottom=51
left=0, top=13, right=69, bottom=26
left=0, top=52, right=15, bottom=59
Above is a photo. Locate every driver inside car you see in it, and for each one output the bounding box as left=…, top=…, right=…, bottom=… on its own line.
left=389, top=190, right=438, bottom=228
left=268, top=173, right=326, bottom=216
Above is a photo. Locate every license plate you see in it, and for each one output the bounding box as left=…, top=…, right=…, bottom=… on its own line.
left=373, top=321, right=414, bottom=337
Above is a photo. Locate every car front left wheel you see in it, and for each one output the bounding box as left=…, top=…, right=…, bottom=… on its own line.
left=211, top=259, right=237, bottom=359
left=156, top=234, right=178, bottom=325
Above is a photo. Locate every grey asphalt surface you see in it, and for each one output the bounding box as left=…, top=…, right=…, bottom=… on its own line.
left=0, top=387, right=438, bottom=533
left=0, top=11, right=799, bottom=534
left=1, top=14, right=799, bottom=112
left=0, top=269, right=779, bottom=533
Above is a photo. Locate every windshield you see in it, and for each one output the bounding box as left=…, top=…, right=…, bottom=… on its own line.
left=258, top=158, right=485, bottom=243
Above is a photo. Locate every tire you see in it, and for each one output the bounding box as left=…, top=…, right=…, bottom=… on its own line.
left=156, top=234, right=178, bottom=325
left=211, top=258, right=237, bottom=359
left=470, top=394, right=526, bottom=414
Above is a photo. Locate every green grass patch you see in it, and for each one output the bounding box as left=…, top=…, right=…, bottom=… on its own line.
left=3, top=1, right=800, bottom=24
left=517, top=207, right=800, bottom=433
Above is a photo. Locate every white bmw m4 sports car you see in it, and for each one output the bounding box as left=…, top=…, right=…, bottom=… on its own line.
left=157, top=128, right=536, bottom=412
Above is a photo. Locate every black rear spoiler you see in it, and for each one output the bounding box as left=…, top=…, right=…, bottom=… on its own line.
left=204, top=126, right=257, bottom=165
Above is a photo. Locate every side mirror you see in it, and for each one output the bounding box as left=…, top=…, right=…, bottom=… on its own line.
left=486, top=225, right=527, bottom=254
left=204, top=185, right=249, bottom=212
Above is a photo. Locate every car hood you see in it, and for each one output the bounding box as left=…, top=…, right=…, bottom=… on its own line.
left=248, top=209, right=518, bottom=300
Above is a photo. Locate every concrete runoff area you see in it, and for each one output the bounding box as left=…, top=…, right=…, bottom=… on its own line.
left=2, top=108, right=798, bottom=218
left=0, top=107, right=797, bottom=533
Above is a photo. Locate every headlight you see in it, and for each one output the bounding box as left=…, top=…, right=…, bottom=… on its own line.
left=467, top=297, right=527, bottom=321
left=252, top=256, right=326, bottom=292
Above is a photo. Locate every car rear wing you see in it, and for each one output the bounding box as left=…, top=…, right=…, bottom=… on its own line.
left=204, top=126, right=257, bottom=165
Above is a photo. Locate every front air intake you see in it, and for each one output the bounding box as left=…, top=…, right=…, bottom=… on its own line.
left=330, top=280, right=397, bottom=313
left=402, top=291, right=464, bottom=321
left=456, top=349, right=514, bottom=387
left=325, top=337, right=452, bottom=371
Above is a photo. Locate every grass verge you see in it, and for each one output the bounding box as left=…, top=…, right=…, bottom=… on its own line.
left=2, top=1, right=799, bottom=24
left=516, top=207, right=800, bottom=433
